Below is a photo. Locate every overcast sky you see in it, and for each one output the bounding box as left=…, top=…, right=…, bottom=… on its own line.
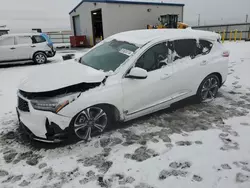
left=0, top=0, right=249, bottom=32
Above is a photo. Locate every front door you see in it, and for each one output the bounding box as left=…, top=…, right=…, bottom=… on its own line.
left=122, top=42, right=174, bottom=118
left=0, top=36, right=16, bottom=61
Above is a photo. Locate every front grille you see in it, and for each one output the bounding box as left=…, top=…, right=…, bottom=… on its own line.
left=18, top=97, right=30, bottom=112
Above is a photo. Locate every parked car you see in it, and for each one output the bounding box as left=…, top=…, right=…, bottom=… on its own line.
left=16, top=29, right=229, bottom=143
left=0, top=33, right=56, bottom=64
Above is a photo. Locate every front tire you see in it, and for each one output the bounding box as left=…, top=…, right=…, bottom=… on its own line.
left=196, top=74, right=220, bottom=102
left=33, top=52, right=47, bottom=64
left=70, top=105, right=114, bottom=141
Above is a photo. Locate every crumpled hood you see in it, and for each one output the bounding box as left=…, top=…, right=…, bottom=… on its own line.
left=19, top=60, right=106, bottom=92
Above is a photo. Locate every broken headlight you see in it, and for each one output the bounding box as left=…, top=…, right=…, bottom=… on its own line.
left=31, top=92, right=80, bottom=113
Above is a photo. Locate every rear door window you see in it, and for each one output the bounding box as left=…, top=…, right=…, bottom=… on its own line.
left=0, top=37, right=15, bottom=46
left=16, top=36, right=32, bottom=45
left=196, top=39, right=213, bottom=56
left=171, top=39, right=197, bottom=61
left=32, top=35, right=46, bottom=43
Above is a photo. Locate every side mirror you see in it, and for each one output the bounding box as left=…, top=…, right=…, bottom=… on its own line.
left=126, top=67, right=148, bottom=79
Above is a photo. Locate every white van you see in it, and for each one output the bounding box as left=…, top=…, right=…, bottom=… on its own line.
left=0, top=33, right=56, bottom=64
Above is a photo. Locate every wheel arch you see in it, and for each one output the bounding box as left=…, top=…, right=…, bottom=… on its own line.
left=32, top=51, right=47, bottom=59
left=94, top=103, right=121, bottom=122
left=71, top=103, right=122, bottom=123
left=198, top=72, right=222, bottom=92
left=196, top=72, right=222, bottom=98
left=210, top=72, right=222, bottom=87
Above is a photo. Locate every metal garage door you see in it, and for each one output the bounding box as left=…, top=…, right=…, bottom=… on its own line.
left=73, top=15, right=81, bottom=36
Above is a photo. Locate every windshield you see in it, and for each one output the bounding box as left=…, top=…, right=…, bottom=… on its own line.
left=80, top=39, right=138, bottom=72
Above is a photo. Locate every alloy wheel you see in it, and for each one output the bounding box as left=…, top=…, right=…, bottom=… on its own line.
left=74, top=107, right=108, bottom=141
left=35, top=54, right=46, bottom=64
left=201, top=77, right=219, bottom=101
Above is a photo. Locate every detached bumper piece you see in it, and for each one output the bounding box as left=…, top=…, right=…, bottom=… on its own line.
left=19, top=118, right=68, bottom=143
left=46, top=50, right=56, bottom=57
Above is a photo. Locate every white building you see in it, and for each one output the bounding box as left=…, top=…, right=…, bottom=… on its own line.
left=69, top=0, right=184, bottom=46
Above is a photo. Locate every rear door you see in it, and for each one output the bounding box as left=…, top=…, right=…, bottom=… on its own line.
left=195, top=39, right=226, bottom=80
left=15, top=35, right=33, bottom=60
left=169, top=38, right=199, bottom=97
left=0, top=36, right=16, bottom=61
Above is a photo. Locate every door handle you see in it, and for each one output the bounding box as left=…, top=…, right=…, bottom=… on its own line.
left=31, top=45, right=36, bottom=48
left=10, top=47, right=15, bottom=50
left=200, top=60, right=207, bottom=65
left=161, top=73, right=171, bottom=80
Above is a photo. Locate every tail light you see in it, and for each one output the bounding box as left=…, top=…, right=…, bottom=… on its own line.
left=222, top=51, right=230, bottom=57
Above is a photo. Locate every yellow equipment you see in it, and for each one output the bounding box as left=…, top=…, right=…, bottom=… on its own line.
left=147, top=14, right=188, bottom=29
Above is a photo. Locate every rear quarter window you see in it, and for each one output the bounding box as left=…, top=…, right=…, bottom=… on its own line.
left=197, top=39, right=213, bottom=56
left=32, top=35, right=46, bottom=43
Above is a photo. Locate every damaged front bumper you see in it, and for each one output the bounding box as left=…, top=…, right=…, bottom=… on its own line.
left=16, top=95, right=72, bottom=143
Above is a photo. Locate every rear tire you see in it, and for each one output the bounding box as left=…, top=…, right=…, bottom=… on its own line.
left=69, top=105, right=114, bottom=142
left=33, top=52, right=47, bottom=64
left=196, top=74, right=220, bottom=103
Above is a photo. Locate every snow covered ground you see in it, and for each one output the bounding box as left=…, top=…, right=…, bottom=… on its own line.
left=0, top=42, right=250, bottom=188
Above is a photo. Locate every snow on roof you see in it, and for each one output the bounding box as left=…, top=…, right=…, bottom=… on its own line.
left=0, top=27, right=9, bottom=31
left=0, top=33, right=40, bottom=37
left=109, top=29, right=220, bottom=46
left=69, top=0, right=184, bottom=14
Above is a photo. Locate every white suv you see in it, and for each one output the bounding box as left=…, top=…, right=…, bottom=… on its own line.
left=17, top=29, right=229, bottom=143
left=0, top=33, right=56, bottom=64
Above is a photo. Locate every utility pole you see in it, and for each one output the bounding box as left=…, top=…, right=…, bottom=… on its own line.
left=245, top=14, right=248, bottom=40
left=198, top=14, right=201, bottom=26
